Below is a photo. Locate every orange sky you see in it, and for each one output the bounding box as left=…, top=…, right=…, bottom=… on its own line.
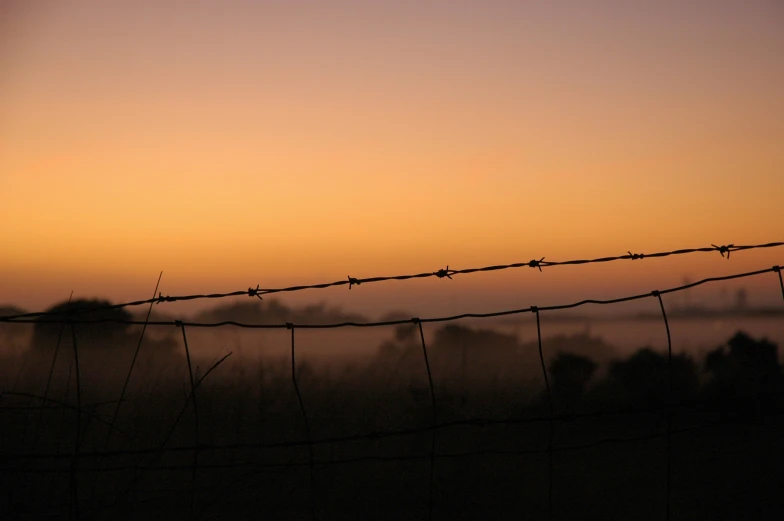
left=1, top=1, right=783, bottom=315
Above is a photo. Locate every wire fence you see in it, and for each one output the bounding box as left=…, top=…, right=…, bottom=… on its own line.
left=2, top=241, right=782, bottom=321
left=1, top=257, right=783, bottom=519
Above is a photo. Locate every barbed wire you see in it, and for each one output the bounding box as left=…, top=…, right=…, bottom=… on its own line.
left=5, top=265, right=781, bottom=328
left=2, top=260, right=783, bottom=518
left=2, top=261, right=782, bottom=466
left=2, top=241, right=781, bottom=321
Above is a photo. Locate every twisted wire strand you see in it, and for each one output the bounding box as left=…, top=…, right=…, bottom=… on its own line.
left=2, top=242, right=780, bottom=321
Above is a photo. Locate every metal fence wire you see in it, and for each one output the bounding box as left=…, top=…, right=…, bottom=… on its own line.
left=1, top=242, right=783, bottom=520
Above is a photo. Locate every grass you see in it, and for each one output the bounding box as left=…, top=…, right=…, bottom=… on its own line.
left=1, top=323, right=783, bottom=520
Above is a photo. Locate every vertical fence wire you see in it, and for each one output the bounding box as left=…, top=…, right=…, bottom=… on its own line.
left=415, top=318, right=438, bottom=521
left=534, top=307, right=554, bottom=521
left=33, top=291, right=73, bottom=451
left=32, top=324, right=65, bottom=447
left=54, top=357, right=74, bottom=513
left=99, top=276, right=161, bottom=444
left=88, top=275, right=161, bottom=506
left=654, top=291, right=673, bottom=521
left=179, top=323, right=200, bottom=519
left=57, top=359, right=74, bottom=457
left=4, top=262, right=784, bottom=518
left=9, top=354, right=31, bottom=451
left=289, top=323, right=316, bottom=520
left=69, top=323, right=82, bottom=521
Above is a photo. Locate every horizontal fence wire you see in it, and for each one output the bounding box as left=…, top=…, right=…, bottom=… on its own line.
left=1, top=241, right=781, bottom=321
left=2, top=258, right=783, bottom=519
left=3, top=415, right=777, bottom=473
left=3, top=263, right=783, bottom=468
left=4, top=265, right=781, bottom=328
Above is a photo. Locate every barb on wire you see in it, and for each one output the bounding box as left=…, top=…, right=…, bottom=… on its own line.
left=434, top=265, right=453, bottom=279
left=156, top=292, right=175, bottom=304
left=712, top=244, right=734, bottom=258
left=248, top=285, right=263, bottom=300
left=5, top=241, right=780, bottom=321
left=10, top=266, right=781, bottom=329
left=529, top=258, right=546, bottom=271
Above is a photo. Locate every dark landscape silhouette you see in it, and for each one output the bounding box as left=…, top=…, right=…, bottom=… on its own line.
left=1, top=297, right=783, bottom=520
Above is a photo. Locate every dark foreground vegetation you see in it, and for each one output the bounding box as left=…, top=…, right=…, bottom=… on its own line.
left=1, top=299, right=783, bottom=520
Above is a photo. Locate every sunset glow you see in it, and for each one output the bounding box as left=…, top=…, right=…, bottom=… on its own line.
left=2, top=1, right=783, bottom=314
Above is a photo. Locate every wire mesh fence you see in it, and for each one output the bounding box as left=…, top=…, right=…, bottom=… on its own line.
left=1, top=252, right=783, bottom=520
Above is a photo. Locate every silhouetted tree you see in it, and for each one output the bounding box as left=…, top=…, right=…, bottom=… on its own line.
left=26, top=298, right=180, bottom=386
left=0, top=306, right=28, bottom=348
left=0, top=305, right=26, bottom=317
left=543, top=332, right=619, bottom=366
left=195, top=299, right=367, bottom=325
left=704, top=332, right=782, bottom=418
left=549, top=352, right=597, bottom=413
left=606, top=348, right=699, bottom=407
left=31, top=298, right=132, bottom=352
left=394, top=323, right=417, bottom=342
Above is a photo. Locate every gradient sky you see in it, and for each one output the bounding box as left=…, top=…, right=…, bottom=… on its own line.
left=1, top=1, right=783, bottom=316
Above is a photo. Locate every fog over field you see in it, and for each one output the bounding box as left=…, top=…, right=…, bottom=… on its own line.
left=2, top=295, right=783, bottom=519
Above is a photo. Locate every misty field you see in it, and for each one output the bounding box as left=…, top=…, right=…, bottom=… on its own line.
left=2, top=310, right=784, bottom=520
